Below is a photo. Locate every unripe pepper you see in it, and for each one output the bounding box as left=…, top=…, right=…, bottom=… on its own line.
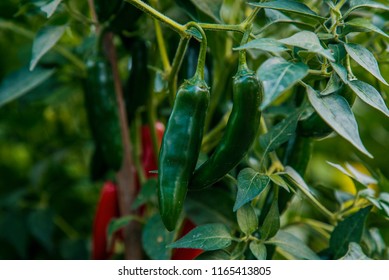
left=92, top=181, right=120, bottom=260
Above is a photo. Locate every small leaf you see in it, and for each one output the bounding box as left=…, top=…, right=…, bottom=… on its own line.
left=257, top=57, right=309, bottom=109
left=306, top=85, right=372, bottom=158
left=30, top=25, right=66, bottom=71
left=0, top=67, right=55, bottom=107
left=40, top=0, right=62, bottom=18
left=344, top=18, right=389, bottom=38
left=321, top=73, right=342, bottom=96
left=348, top=80, right=389, bottom=118
left=269, top=174, right=291, bottom=191
left=340, top=243, right=372, bottom=260
left=260, top=198, right=280, bottom=240
left=28, top=209, right=54, bottom=253
left=234, top=168, right=270, bottom=211
left=329, top=44, right=347, bottom=63
left=249, top=0, right=325, bottom=20
left=344, top=43, right=388, bottom=86
left=168, top=223, right=232, bottom=251
left=237, top=204, right=258, bottom=235
left=260, top=110, right=301, bottom=154
left=267, top=230, right=320, bottom=260
left=249, top=241, right=267, bottom=260
left=195, top=250, right=231, bottom=260
left=279, top=31, right=335, bottom=61
left=234, top=38, right=288, bottom=53
left=330, top=62, right=348, bottom=83
left=345, top=163, right=377, bottom=185
left=107, top=215, right=137, bottom=245
left=131, top=179, right=157, bottom=210
left=142, top=214, right=176, bottom=260
left=329, top=206, right=372, bottom=259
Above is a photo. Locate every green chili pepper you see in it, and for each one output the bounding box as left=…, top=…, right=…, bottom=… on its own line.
left=84, top=52, right=123, bottom=171
left=189, top=35, right=262, bottom=190
left=158, top=24, right=209, bottom=231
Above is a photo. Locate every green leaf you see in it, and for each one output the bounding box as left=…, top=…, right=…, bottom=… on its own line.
left=237, top=204, right=258, bottom=235
left=0, top=211, right=28, bottom=258
left=131, top=179, right=157, bottom=210
left=348, top=80, right=389, bottom=118
left=340, top=243, right=372, bottom=260
left=257, top=57, right=309, bottom=109
left=234, top=168, right=270, bottom=211
left=259, top=110, right=301, bottom=153
left=321, top=73, right=342, bottom=96
left=195, top=250, right=231, bottom=260
left=344, top=0, right=389, bottom=18
left=329, top=44, right=347, bottom=63
left=344, top=43, right=388, bottom=86
left=249, top=0, right=325, bottom=20
left=306, top=85, right=372, bottom=158
left=234, top=38, right=288, bottom=53
left=168, top=223, right=232, bottom=251
left=249, top=241, right=267, bottom=260
left=107, top=215, right=137, bottom=245
left=329, top=206, right=372, bottom=259
left=278, top=31, right=335, bottom=61
left=30, top=25, right=66, bottom=71
left=0, top=67, right=55, bottom=107
left=269, top=174, right=291, bottom=191
left=40, top=0, right=62, bottom=18
left=344, top=18, right=389, bottom=38
left=267, top=230, right=320, bottom=260
left=330, top=62, right=348, bottom=83
left=28, top=209, right=54, bottom=253
left=142, top=214, right=176, bottom=260
left=260, top=198, right=280, bottom=240
left=189, top=0, right=222, bottom=23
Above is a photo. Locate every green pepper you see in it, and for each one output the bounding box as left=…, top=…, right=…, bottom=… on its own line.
left=158, top=25, right=210, bottom=231
left=84, top=52, right=123, bottom=171
left=189, top=46, right=262, bottom=190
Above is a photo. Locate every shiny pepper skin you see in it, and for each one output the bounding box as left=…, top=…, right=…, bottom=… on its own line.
left=92, top=181, right=119, bottom=260
left=190, top=68, right=262, bottom=190
left=158, top=77, right=210, bottom=231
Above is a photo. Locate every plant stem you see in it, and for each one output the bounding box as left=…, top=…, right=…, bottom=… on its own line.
left=199, top=23, right=244, bottom=33
left=185, top=22, right=207, bottom=81
left=168, top=37, right=189, bottom=103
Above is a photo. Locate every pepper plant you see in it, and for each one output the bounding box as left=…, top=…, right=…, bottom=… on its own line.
left=0, top=0, right=388, bottom=260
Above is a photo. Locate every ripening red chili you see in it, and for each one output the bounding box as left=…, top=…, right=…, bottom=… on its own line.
left=92, top=181, right=120, bottom=260
left=141, top=121, right=165, bottom=178
left=171, top=219, right=203, bottom=260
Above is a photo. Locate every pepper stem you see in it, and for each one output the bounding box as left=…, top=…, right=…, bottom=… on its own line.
left=238, top=27, right=252, bottom=73
left=185, top=22, right=207, bottom=81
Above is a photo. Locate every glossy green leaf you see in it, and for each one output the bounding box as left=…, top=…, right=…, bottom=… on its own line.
left=344, top=0, right=389, bottom=18
left=330, top=62, right=348, bottom=83
left=40, top=0, right=62, bottom=18
left=260, top=199, right=280, bottom=240
left=168, top=223, right=232, bottom=250
left=142, top=214, right=175, bottom=260
left=131, top=179, right=157, bottom=210
left=340, top=243, right=372, bottom=260
left=257, top=57, right=308, bottom=109
left=348, top=80, right=389, bottom=118
left=329, top=44, right=347, bottom=63
left=329, top=206, right=372, bottom=259
left=321, top=73, right=342, bottom=96
left=234, top=168, right=270, bottom=211
left=237, top=204, right=258, bottom=235
left=344, top=18, right=389, bottom=38
left=234, top=38, right=288, bottom=53
left=28, top=209, right=54, bottom=252
left=279, top=31, right=335, bottom=61
left=0, top=67, right=55, bottom=107
left=267, top=230, right=320, bottom=260
left=249, top=0, right=325, bottom=20
left=260, top=110, right=301, bottom=153
left=30, top=25, right=66, bottom=71
left=249, top=241, right=267, bottom=260
left=344, top=43, right=388, bottom=86
left=307, top=85, right=372, bottom=158
left=269, top=174, right=291, bottom=191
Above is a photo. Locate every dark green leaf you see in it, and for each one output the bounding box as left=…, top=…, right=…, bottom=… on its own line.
left=234, top=168, right=270, bottom=211
left=330, top=62, right=348, bottom=83
left=142, top=214, right=175, bottom=260
left=307, top=85, right=372, bottom=158
left=30, top=25, right=66, bottom=70
left=344, top=43, right=388, bottom=86
left=28, top=209, right=54, bottom=253
left=329, top=44, right=347, bottom=63
left=0, top=211, right=28, bottom=258
left=269, top=174, right=291, bottom=191
left=344, top=0, right=389, bottom=18
left=189, top=0, right=222, bottom=23
left=249, top=1, right=325, bottom=20
left=234, top=38, right=288, bottom=53
left=107, top=215, right=138, bottom=246
left=40, top=0, right=62, bottom=18
left=329, top=206, right=372, bottom=259
left=348, top=80, right=389, bottom=118
left=195, top=250, right=231, bottom=260
left=267, top=230, right=320, bottom=259
left=0, top=67, right=55, bottom=107
left=344, top=18, right=389, bottom=38
left=257, top=57, right=308, bottom=109
left=249, top=241, right=267, bottom=260
left=321, top=73, right=342, bottom=96
left=237, top=204, right=258, bottom=235
left=168, top=223, right=232, bottom=251
left=279, top=31, right=335, bottom=61
left=131, top=179, right=157, bottom=210
left=260, top=198, right=280, bottom=240
left=340, top=243, right=372, bottom=260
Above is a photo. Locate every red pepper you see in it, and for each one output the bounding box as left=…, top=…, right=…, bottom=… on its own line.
left=171, top=219, right=203, bottom=260
left=92, top=181, right=120, bottom=260
left=141, top=122, right=165, bottom=178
